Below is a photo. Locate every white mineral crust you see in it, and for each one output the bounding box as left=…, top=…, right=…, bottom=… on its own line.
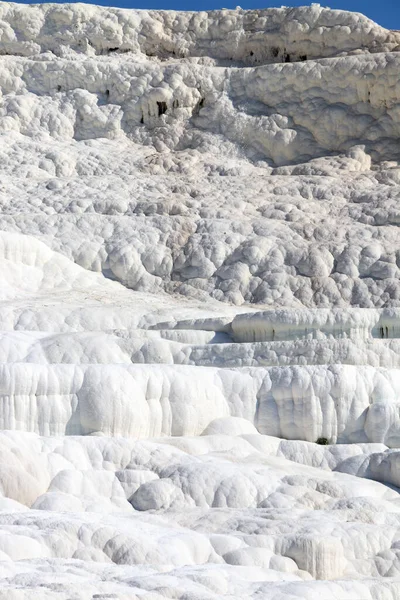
left=0, top=2, right=400, bottom=597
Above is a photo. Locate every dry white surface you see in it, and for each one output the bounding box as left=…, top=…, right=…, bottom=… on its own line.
left=0, top=3, right=400, bottom=598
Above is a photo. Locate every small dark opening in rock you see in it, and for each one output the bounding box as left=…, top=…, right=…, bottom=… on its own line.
left=284, top=53, right=291, bottom=63
left=271, top=47, right=279, bottom=58
left=249, top=51, right=254, bottom=56
left=316, top=437, right=329, bottom=445
left=193, top=97, right=205, bottom=117
left=105, top=89, right=110, bottom=98
left=173, top=99, right=179, bottom=109
left=108, top=47, right=119, bottom=53
left=157, top=101, right=168, bottom=116
left=299, top=55, right=307, bottom=61
left=140, top=114, right=144, bottom=124
left=57, top=85, right=62, bottom=92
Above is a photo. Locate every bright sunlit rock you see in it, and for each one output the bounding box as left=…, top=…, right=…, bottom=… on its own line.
left=0, top=3, right=400, bottom=598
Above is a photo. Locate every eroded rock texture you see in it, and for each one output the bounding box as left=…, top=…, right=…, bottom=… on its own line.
left=1, top=3, right=400, bottom=598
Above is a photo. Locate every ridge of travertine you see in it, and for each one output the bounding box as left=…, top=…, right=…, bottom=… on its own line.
left=1, top=6, right=400, bottom=307
left=1, top=4, right=400, bottom=599
left=1, top=3, right=399, bottom=62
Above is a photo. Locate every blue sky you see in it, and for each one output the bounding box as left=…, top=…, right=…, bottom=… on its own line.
left=13, top=0, right=399, bottom=30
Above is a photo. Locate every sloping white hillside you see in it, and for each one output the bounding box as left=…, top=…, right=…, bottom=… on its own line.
left=0, top=3, right=400, bottom=598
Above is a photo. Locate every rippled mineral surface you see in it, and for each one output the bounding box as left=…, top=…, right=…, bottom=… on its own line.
left=1, top=3, right=400, bottom=598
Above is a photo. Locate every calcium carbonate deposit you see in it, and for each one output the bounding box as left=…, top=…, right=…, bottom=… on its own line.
left=2, top=2, right=400, bottom=598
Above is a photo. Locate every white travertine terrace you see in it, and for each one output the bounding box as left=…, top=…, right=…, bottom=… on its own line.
left=1, top=3, right=400, bottom=598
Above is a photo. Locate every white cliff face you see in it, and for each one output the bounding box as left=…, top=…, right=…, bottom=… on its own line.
left=1, top=5, right=400, bottom=307
left=1, top=3, right=400, bottom=598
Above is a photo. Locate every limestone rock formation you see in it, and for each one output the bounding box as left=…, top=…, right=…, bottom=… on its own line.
left=0, top=3, right=400, bottom=598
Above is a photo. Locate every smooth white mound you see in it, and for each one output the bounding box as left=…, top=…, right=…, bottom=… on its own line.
left=0, top=3, right=400, bottom=598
